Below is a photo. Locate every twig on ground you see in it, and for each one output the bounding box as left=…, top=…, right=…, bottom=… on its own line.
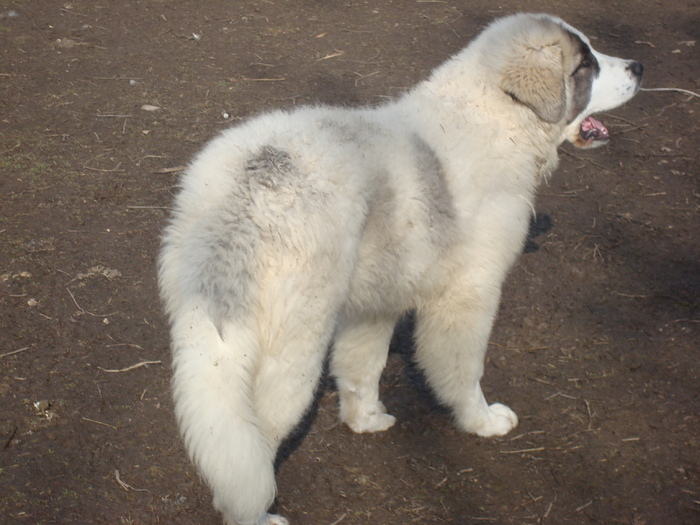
left=602, top=113, right=638, bottom=126
left=488, top=342, right=550, bottom=352
left=106, top=343, right=144, bottom=350
left=354, top=70, right=379, bottom=86
left=328, top=512, right=347, bottom=525
left=500, top=447, right=545, bottom=454
left=152, top=166, right=186, bottom=174
left=617, top=124, right=648, bottom=134
left=509, top=430, right=545, bottom=441
left=339, top=48, right=382, bottom=64
left=513, top=493, right=543, bottom=511
left=641, top=87, right=699, bottom=98
left=60, top=7, right=89, bottom=17
left=114, top=469, right=151, bottom=492
left=92, top=77, right=143, bottom=81
left=316, top=50, right=345, bottom=61
left=242, top=77, right=285, bottom=82
left=82, top=417, right=117, bottom=429
left=574, top=500, right=593, bottom=513
left=66, top=288, right=118, bottom=318
left=99, top=360, right=162, bottom=373
left=137, top=154, right=167, bottom=165
left=0, top=142, right=21, bottom=155
left=614, top=292, right=654, bottom=298
left=584, top=399, right=595, bottom=430
left=546, top=391, right=578, bottom=401
left=0, top=347, right=29, bottom=359
left=84, top=165, right=125, bottom=173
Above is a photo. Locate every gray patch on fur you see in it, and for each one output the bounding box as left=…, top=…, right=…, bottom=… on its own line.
left=318, top=116, right=367, bottom=144
left=566, top=31, right=597, bottom=122
left=411, top=135, right=457, bottom=245
left=344, top=136, right=458, bottom=316
left=363, top=171, right=398, bottom=245
left=346, top=176, right=407, bottom=316
left=246, top=146, right=296, bottom=188
left=195, top=191, right=259, bottom=333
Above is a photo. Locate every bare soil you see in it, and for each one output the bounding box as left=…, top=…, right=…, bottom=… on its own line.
left=1, top=1, right=698, bottom=524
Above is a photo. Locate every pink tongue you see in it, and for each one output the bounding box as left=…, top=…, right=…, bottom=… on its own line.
left=581, top=116, right=610, bottom=141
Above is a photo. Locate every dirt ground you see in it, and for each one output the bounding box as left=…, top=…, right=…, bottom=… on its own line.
left=1, top=1, right=698, bottom=524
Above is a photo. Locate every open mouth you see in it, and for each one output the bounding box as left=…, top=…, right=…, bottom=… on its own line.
left=579, top=116, right=610, bottom=144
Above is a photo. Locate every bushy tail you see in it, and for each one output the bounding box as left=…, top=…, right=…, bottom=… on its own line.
left=170, top=306, right=276, bottom=525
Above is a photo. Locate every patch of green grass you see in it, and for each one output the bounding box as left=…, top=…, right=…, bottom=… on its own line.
left=0, top=153, right=51, bottom=185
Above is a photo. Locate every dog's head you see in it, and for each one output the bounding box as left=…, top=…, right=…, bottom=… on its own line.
left=486, top=14, right=643, bottom=148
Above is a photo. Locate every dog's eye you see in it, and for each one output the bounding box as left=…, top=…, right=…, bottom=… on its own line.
left=572, top=56, right=594, bottom=75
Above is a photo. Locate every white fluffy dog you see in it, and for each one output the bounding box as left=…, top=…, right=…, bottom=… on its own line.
left=158, top=13, right=642, bottom=525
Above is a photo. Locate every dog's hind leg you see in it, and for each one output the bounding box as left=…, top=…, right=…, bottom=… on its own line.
left=331, top=315, right=398, bottom=433
left=251, top=243, right=360, bottom=446
left=414, top=282, right=518, bottom=437
left=251, top=311, right=336, bottom=451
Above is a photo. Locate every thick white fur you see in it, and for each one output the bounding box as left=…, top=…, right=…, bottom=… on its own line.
left=158, top=13, right=641, bottom=525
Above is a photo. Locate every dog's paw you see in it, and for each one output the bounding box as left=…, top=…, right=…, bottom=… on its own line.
left=341, top=397, right=397, bottom=434
left=258, top=513, right=289, bottom=525
left=477, top=403, right=518, bottom=437
left=344, top=401, right=397, bottom=433
left=348, top=412, right=396, bottom=434
left=459, top=403, right=518, bottom=437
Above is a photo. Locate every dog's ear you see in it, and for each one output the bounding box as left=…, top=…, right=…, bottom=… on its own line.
left=500, top=41, right=566, bottom=123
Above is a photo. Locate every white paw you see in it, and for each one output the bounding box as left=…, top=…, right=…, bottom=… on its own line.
left=460, top=402, right=518, bottom=437
left=258, top=513, right=289, bottom=525
left=347, top=411, right=396, bottom=434
left=477, top=403, right=518, bottom=437
left=341, top=396, right=397, bottom=434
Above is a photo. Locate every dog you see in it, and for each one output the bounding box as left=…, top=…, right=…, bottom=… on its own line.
left=158, top=13, right=642, bottom=525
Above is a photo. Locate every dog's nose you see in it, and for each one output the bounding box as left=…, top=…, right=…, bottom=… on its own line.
left=628, top=61, right=644, bottom=78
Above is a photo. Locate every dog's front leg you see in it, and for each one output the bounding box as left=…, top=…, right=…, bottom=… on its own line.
left=414, top=282, right=518, bottom=437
